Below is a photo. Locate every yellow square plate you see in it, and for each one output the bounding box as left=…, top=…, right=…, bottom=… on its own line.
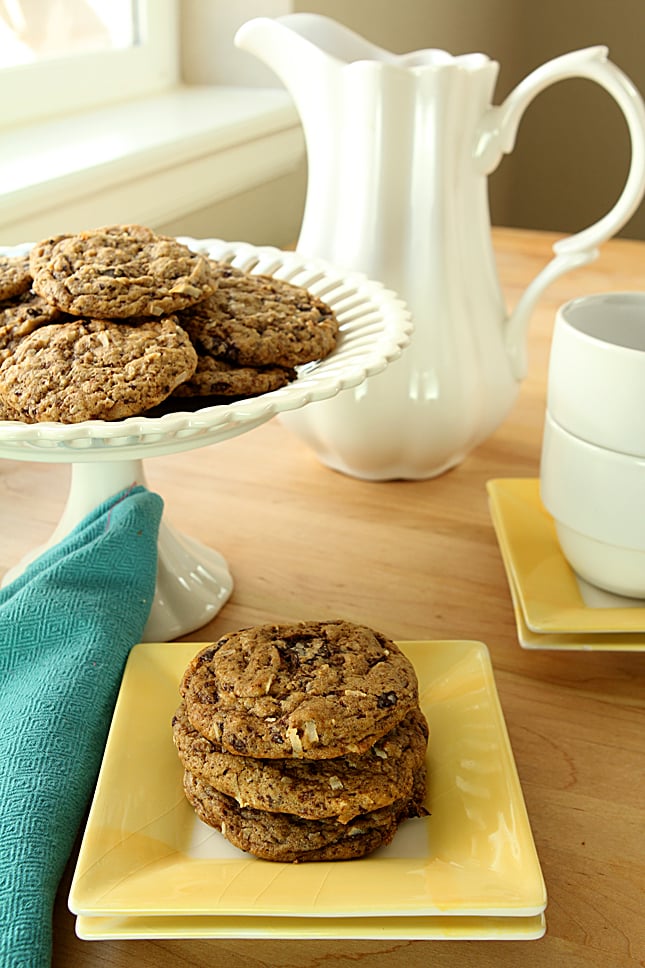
left=69, top=640, right=546, bottom=939
left=75, top=912, right=546, bottom=941
left=488, top=479, right=645, bottom=645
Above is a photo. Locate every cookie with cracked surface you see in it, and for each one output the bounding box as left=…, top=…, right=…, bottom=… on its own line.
left=0, top=316, right=197, bottom=423
left=182, top=769, right=426, bottom=862
left=177, top=263, right=339, bottom=368
left=0, top=290, right=66, bottom=364
left=30, top=224, right=215, bottom=318
left=180, top=620, right=419, bottom=760
left=173, top=701, right=428, bottom=823
left=171, top=355, right=295, bottom=398
left=0, top=253, right=32, bottom=302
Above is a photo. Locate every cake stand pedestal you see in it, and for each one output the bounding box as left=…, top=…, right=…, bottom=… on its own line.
left=1, top=458, right=234, bottom=642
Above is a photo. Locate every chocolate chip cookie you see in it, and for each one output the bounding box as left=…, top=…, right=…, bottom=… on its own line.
left=0, top=397, right=21, bottom=421
left=0, top=253, right=32, bottom=302
left=30, top=224, right=215, bottom=318
left=0, top=316, right=197, bottom=422
left=171, top=355, right=295, bottom=399
left=183, top=769, right=426, bottom=862
left=27, top=233, right=68, bottom=277
left=0, top=290, right=65, bottom=364
left=181, top=621, right=419, bottom=760
left=173, top=701, right=428, bottom=823
left=177, top=263, right=339, bottom=368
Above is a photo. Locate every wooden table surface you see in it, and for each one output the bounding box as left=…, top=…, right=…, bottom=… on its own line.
left=1, top=228, right=643, bottom=968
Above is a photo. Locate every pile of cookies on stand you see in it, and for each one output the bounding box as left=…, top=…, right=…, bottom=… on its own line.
left=173, top=620, right=429, bottom=862
left=0, top=224, right=339, bottom=423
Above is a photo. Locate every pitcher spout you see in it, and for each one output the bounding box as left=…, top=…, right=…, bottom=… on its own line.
left=235, top=15, right=372, bottom=96
left=235, top=17, right=317, bottom=96
left=235, top=14, right=400, bottom=92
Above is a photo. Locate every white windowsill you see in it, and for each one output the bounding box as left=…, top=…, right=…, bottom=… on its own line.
left=0, top=86, right=305, bottom=245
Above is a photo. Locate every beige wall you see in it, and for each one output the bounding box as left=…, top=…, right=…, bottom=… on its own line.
left=292, top=0, right=645, bottom=240
left=181, top=0, right=293, bottom=86
left=156, top=167, right=307, bottom=245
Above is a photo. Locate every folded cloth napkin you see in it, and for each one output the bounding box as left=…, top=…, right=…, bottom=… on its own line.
left=0, top=484, right=162, bottom=968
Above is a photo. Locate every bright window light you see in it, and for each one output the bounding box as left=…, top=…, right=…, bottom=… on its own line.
left=0, top=0, right=178, bottom=128
left=0, top=0, right=138, bottom=67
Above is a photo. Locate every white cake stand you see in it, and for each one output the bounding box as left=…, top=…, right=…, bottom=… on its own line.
left=0, top=238, right=412, bottom=641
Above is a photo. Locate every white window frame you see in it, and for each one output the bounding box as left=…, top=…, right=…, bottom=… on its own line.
left=0, top=0, right=179, bottom=129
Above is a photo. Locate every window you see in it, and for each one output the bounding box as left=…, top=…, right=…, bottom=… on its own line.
left=0, top=0, right=304, bottom=248
left=0, top=0, right=178, bottom=128
left=0, top=0, right=137, bottom=65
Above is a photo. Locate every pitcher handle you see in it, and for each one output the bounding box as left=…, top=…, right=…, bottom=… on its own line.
left=476, top=46, right=645, bottom=379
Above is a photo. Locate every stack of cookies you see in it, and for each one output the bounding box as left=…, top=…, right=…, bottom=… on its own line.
left=173, top=620, right=429, bottom=863
left=0, top=224, right=339, bottom=423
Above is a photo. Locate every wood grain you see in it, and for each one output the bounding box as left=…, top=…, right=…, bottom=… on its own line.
left=1, top=228, right=643, bottom=968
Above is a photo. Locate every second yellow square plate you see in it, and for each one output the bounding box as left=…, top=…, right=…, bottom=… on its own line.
left=488, top=478, right=645, bottom=645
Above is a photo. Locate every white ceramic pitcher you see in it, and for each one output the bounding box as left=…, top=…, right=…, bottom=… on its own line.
left=236, top=14, right=645, bottom=480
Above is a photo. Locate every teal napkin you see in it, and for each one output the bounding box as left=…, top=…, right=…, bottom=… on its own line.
left=0, top=485, right=162, bottom=968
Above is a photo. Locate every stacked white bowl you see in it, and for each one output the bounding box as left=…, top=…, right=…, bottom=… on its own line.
left=540, top=292, right=645, bottom=599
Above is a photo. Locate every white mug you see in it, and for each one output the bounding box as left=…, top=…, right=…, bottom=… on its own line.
left=547, top=292, right=645, bottom=457
left=541, top=410, right=645, bottom=599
